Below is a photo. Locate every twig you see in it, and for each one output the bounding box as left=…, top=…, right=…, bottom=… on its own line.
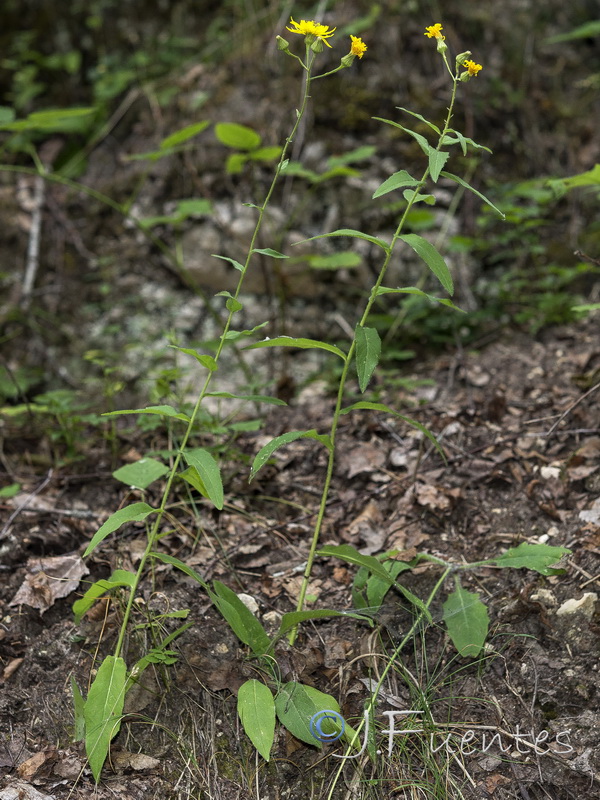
left=20, top=173, right=45, bottom=309
left=546, top=381, right=600, bottom=435
left=0, top=469, right=53, bottom=540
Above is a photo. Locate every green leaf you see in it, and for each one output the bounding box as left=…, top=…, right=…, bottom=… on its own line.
left=209, top=581, right=271, bottom=655
left=205, top=391, right=286, bottom=406
left=441, top=171, right=505, bottom=219
left=183, top=448, right=224, bottom=510
left=215, top=290, right=243, bottom=312
left=238, top=680, right=276, bottom=761
left=0, top=107, right=94, bottom=133
left=403, top=189, right=436, bottom=205
left=84, top=655, right=127, bottom=782
left=211, top=253, right=245, bottom=272
left=276, top=609, right=374, bottom=638
left=441, top=130, right=492, bottom=155
left=252, top=248, right=288, bottom=258
left=340, top=400, right=446, bottom=462
left=171, top=346, right=218, bottom=371
left=355, top=326, right=381, bottom=393
left=317, top=544, right=431, bottom=622
left=443, top=586, right=489, bottom=658
left=160, top=121, right=210, bottom=150
left=215, top=122, right=261, bottom=150
left=398, top=234, right=453, bottom=295
left=83, top=503, right=156, bottom=557
left=372, top=170, right=420, bottom=199
left=244, top=336, right=346, bottom=360
left=248, top=145, right=282, bottom=162
left=373, top=118, right=432, bottom=156
left=299, top=228, right=390, bottom=251
left=73, top=569, right=137, bottom=623
left=489, top=542, right=570, bottom=575
left=250, top=430, right=332, bottom=480
left=327, top=145, right=376, bottom=167
left=307, top=252, right=361, bottom=270
left=428, top=150, right=450, bottom=183
left=112, top=457, right=169, bottom=490
left=374, top=285, right=464, bottom=311
left=137, top=199, right=212, bottom=228
left=366, top=560, right=412, bottom=608
left=222, top=321, right=269, bottom=341
left=397, top=107, right=441, bottom=134
left=103, top=404, right=191, bottom=422
left=275, top=682, right=342, bottom=748
left=547, top=164, right=600, bottom=196
left=149, top=552, right=208, bottom=589
left=545, top=20, right=600, bottom=43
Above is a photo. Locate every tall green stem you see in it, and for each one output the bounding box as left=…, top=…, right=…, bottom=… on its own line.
left=290, top=72, right=461, bottom=644
left=114, top=48, right=317, bottom=660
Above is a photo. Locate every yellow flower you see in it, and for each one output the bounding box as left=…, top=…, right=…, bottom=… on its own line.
left=424, top=23, right=445, bottom=40
left=463, top=59, right=483, bottom=77
left=286, top=17, right=336, bottom=47
left=350, top=35, right=367, bottom=59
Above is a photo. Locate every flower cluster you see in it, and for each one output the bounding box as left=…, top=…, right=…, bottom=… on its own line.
left=425, top=23, right=483, bottom=79
left=283, top=16, right=366, bottom=64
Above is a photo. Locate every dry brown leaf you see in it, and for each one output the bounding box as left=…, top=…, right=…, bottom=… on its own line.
left=0, top=783, right=57, bottom=800
left=17, top=749, right=57, bottom=781
left=343, top=441, right=386, bottom=479
left=342, top=500, right=385, bottom=553
left=2, top=657, right=24, bottom=681
left=9, top=554, right=88, bottom=614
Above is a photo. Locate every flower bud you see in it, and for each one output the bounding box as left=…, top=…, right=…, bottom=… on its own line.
left=341, top=53, right=356, bottom=68
left=436, top=38, right=448, bottom=54
left=276, top=35, right=290, bottom=52
left=455, top=51, right=471, bottom=68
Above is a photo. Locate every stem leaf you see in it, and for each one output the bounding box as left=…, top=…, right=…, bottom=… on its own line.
left=183, top=447, right=224, bottom=510
left=355, top=325, right=381, bottom=392
left=245, top=336, right=346, bottom=360
left=298, top=228, right=390, bottom=251
left=209, top=580, right=271, bottom=656
left=372, top=170, right=419, bottom=199
left=375, top=285, right=464, bottom=311
left=428, top=150, right=450, bottom=183
left=441, top=171, right=505, bottom=219
left=398, top=234, right=453, bottom=295
left=102, top=404, right=191, bottom=422
left=83, top=503, right=156, bottom=557
left=250, top=430, right=332, bottom=480
left=488, top=542, right=570, bottom=574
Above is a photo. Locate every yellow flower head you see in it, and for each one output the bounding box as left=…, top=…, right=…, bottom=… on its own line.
left=350, top=35, right=367, bottom=59
left=463, top=59, right=483, bottom=77
left=424, top=23, right=445, bottom=40
left=286, top=17, right=336, bottom=47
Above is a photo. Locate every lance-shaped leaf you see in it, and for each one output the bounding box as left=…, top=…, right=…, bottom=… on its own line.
left=245, top=336, right=346, bottom=360
left=297, top=228, right=390, bottom=251
left=250, top=429, right=332, bottom=480
left=209, top=580, right=271, bottom=656
left=103, top=404, right=191, bottom=422
left=428, top=150, right=450, bottom=183
left=83, top=503, right=156, bottom=557
left=488, top=542, right=570, bottom=575
left=182, top=447, right=223, bottom=510
left=372, top=169, right=420, bottom=199
left=84, top=655, right=127, bottom=782
left=398, top=234, right=453, bottom=295
left=355, top=325, right=381, bottom=392
left=238, top=680, right=276, bottom=761
left=73, top=569, right=136, bottom=623
left=374, top=285, right=464, bottom=311
left=443, top=586, right=489, bottom=658
left=441, top=171, right=505, bottom=219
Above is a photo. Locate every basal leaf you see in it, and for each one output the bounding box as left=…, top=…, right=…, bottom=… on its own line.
left=276, top=608, right=375, bottom=638
left=250, top=430, right=332, bottom=480
left=210, top=580, right=271, bottom=655
left=275, top=682, right=340, bottom=748
left=398, top=234, right=453, bottom=295
left=355, top=325, right=381, bottom=392
left=238, top=680, right=275, bottom=761
left=489, top=542, right=570, bottom=575
left=183, top=448, right=223, bottom=510
left=245, top=336, right=346, bottom=360
left=83, top=503, right=156, bottom=557
left=443, top=586, right=489, bottom=658
left=84, top=655, right=127, bottom=782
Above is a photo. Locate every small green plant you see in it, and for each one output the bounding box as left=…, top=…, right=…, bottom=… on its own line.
left=67, top=16, right=573, bottom=789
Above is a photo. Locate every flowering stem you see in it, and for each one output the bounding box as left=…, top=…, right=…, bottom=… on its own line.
left=113, top=47, right=319, bottom=662
left=289, top=76, right=461, bottom=645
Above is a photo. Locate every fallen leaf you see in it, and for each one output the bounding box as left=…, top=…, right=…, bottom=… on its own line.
left=2, top=658, right=24, bottom=681
left=17, top=749, right=58, bottom=781
left=9, top=554, right=89, bottom=614
left=0, top=781, right=56, bottom=800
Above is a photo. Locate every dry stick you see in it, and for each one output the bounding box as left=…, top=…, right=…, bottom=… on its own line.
left=20, top=173, right=45, bottom=309
left=546, top=380, right=600, bottom=435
